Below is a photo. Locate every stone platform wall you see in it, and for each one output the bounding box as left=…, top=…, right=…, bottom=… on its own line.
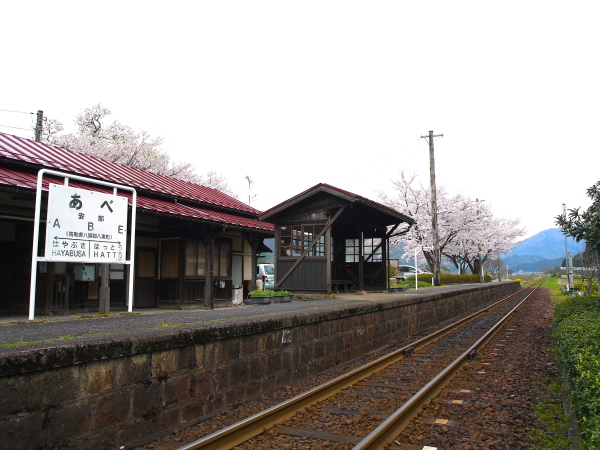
left=0, top=282, right=520, bottom=450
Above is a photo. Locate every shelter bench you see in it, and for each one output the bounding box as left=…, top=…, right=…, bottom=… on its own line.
left=331, top=279, right=355, bottom=293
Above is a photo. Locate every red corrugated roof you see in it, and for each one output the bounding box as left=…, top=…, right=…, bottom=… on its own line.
left=0, top=132, right=261, bottom=216
left=0, top=167, right=274, bottom=232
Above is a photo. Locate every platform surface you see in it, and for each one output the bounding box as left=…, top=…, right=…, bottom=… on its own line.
left=0, top=284, right=484, bottom=350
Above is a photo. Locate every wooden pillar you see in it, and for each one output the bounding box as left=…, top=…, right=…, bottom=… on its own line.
left=204, top=234, right=214, bottom=309
left=44, top=263, right=54, bottom=315
left=358, top=231, right=365, bottom=291
left=273, top=227, right=280, bottom=291
left=381, top=229, right=388, bottom=290
left=178, top=238, right=185, bottom=305
left=99, top=264, right=110, bottom=314
left=243, top=231, right=261, bottom=293
left=325, top=226, right=332, bottom=295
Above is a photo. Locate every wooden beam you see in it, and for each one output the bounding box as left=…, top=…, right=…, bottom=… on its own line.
left=358, top=229, right=364, bottom=291
left=325, top=226, right=332, bottom=295
left=275, top=204, right=347, bottom=289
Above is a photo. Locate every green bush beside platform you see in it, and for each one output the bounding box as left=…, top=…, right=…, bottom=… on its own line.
left=553, top=296, right=600, bottom=449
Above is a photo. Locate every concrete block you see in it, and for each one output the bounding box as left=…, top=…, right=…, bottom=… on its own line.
left=0, top=375, right=28, bottom=417
left=116, top=353, right=151, bottom=386
left=47, top=400, right=93, bottom=442
left=81, top=360, right=114, bottom=398
left=165, top=374, right=189, bottom=406
left=94, top=391, right=131, bottom=430
left=132, top=383, right=161, bottom=418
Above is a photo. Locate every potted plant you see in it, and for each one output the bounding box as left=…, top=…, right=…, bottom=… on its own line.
left=273, top=290, right=293, bottom=303
left=248, top=289, right=274, bottom=304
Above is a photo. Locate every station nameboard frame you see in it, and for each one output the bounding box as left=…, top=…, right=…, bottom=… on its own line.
left=45, top=184, right=129, bottom=263
left=29, top=169, right=137, bottom=320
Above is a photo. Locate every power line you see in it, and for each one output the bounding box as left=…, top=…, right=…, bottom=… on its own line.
left=0, top=124, right=33, bottom=131
left=0, top=109, right=34, bottom=115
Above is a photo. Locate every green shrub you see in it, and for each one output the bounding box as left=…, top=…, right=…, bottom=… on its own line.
left=397, top=279, right=433, bottom=289
left=405, top=274, right=492, bottom=284
left=250, top=290, right=292, bottom=296
left=553, top=296, right=600, bottom=449
left=249, top=289, right=274, bottom=297
left=554, top=296, right=600, bottom=325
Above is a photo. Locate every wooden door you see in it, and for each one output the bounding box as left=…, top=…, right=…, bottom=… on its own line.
left=136, top=249, right=157, bottom=307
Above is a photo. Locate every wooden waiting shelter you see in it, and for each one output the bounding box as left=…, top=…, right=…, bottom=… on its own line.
left=260, top=184, right=415, bottom=294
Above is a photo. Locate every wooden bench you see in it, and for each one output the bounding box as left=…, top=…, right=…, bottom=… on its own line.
left=331, top=280, right=355, bottom=293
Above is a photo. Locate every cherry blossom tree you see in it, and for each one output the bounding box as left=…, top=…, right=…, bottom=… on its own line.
left=379, top=170, right=524, bottom=275
left=43, top=104, right=237, bottom=197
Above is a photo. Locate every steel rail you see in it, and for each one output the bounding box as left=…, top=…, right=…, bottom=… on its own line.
left=351, top=282, right=542, bottom=450
left=178, top=284, right=533, bottom=450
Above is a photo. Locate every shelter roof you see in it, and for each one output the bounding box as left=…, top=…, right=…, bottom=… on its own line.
left=260, top=183, right=415, bottom=225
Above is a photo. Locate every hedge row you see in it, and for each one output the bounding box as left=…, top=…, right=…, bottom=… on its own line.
left=554, top=296, right=600, bottom=449
left=404, top=274, right=492, bottom=284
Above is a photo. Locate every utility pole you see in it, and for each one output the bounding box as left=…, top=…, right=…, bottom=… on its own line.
left=34, top=110, right=44, bottom=142
left=421, top=130, right=443, bottom=286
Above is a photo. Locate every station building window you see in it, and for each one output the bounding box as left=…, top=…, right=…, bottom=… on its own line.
left=345, top=238, right=382, bottom=262
left=213, top=240, right=232, bottom=277
left=185, top=240, right=206, bottom=277
left=280, top=224, right=325, bottom=258
left=363, top=238, right=382, bottom=261
left=184, top=239, right=231, bottom=278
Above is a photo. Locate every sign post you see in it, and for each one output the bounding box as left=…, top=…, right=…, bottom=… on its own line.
left=29, top=170, right=137, bottom=320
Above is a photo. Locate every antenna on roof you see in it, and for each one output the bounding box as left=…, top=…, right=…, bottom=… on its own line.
left=246, top=175, right=256, bottom=206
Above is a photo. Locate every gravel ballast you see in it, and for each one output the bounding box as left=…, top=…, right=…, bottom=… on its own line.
left=132, top=287, right=568, bottom=450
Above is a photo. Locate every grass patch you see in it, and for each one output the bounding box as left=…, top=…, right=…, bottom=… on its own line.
left=154, top=322, right=185, bottom=328
left=0, top=331, right=120, bottom=346
left=529, top=380, right=571, bottom=449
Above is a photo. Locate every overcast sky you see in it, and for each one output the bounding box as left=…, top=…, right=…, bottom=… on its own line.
left=2, top=1, right=598, bottom=239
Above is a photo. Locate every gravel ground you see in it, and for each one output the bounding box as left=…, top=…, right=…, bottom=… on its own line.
left=132, top=286, right=564, bottom=450
left=391, top=286, right=562, bottom=449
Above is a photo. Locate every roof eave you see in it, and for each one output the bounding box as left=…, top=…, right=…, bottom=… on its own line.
left=260, top=185, right=355, bottom=221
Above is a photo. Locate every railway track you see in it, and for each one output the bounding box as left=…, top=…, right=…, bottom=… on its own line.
left=176, top=283, right=541, bottom=450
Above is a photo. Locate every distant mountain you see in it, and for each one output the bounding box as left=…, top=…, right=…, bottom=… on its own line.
left=508, top=228, right=582, bottom=260
left=504, top=228, right=584, bottom=272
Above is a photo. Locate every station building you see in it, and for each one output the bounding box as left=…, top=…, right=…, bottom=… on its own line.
left=0, top=132, right=274, bottom=315
left=261, top=183, right=415, bottom=294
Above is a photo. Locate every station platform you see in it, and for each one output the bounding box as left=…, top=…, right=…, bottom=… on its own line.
left=0, top=285, right=476, bottom=350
